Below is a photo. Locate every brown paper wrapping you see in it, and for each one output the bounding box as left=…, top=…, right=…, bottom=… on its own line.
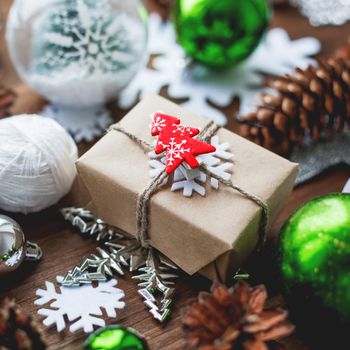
left=77, top=95, right=298, bottom=282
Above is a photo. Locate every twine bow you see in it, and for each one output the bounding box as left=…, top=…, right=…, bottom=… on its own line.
left=110, top=120, right=269, bottom=254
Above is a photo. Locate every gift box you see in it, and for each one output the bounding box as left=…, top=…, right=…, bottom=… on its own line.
left=76, top=95, right=298, bottom=282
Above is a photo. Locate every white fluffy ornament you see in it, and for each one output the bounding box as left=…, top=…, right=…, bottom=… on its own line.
left=0, top=115, right=78, bottom=214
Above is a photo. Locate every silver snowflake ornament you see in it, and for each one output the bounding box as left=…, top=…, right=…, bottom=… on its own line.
left=35, top=276, right=125, bottom=333
left=149, top=135, right=234, bottom=197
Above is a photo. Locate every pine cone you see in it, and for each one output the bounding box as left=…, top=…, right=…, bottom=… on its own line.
left=0, top=84, right=16, bottom=119
left=239, top=57, right=350, bottom=156
left=0, top=298, right=46, bottom=350
left=182, top=281, right=294, bottom=350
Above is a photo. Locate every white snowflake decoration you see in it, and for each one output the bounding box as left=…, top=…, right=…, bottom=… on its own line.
left=32, top=0, right=139, bottom=77
left=151, top=114, right=167, bottom=134
left=172, top=124, right=193, bottom=136
left=118, top=14, right=321, bottom=125
left=41, top=104, right=113, bottom=143
left=159, top=138, right=190, bottom=167
left=35, top=276, right=125, bottom=333
left=149, top=135, right=233, bottom=197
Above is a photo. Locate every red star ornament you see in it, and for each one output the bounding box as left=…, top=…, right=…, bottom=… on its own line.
left=151, top=112, right=216, bottom=174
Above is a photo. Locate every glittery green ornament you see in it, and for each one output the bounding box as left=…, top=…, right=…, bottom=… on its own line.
left=278, top=193, right=350, bottom=345
left=84, top=326, right=149, bottom=350
left=174, top=0, right=270, bottom=69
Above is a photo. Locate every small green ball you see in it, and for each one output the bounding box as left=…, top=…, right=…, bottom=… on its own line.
left=1, top=254, right=9, bottom=262
left=174, top=0, right=270, bottom=69
left=84, top=326, right=149, bottom=350
left=278, top=193, right=350, bottom=335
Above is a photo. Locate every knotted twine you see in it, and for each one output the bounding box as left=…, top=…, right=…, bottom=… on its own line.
left=110, top=121, right=269, bottom=253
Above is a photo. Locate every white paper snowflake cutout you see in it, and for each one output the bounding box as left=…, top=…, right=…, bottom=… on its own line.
left=35, top=276, right=125, bottom=333
left=118, top=14, right=321, bottom=124
left=149, top=135, right=233, bottom=197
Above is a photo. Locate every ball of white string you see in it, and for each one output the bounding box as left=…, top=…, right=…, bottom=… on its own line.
left=0, top=114, right=78, bottom=214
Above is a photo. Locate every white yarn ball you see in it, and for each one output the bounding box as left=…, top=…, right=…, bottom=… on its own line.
left=0, top=115, right=78, bottom=214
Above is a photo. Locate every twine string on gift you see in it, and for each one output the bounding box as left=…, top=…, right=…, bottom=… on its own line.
left=110, top=122, right=269, bottom=251
left=136, top=170, right=168, bottom=248
left=199, top=166, right=268, bottom=248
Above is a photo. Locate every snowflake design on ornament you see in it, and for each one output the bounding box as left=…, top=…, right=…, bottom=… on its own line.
left=32, top=0, right=142, bottom=77
left=159, top=138, right=190, bottom=167
left=172, top=125, right=193, bottom=136
left=35, top=276, right=125, bottom=333
left=151, top=115, right=167, bottom=134
left=149, top=135, right=233, bottom=197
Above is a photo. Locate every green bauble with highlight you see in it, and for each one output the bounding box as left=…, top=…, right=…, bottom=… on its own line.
left=84, top=326, right=149, bottom=350
left=174, top=0, right=270, bottom=69
left=278, top=193, right=350, bottom=345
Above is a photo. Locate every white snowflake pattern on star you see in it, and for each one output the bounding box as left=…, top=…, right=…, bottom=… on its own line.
left=35, top=276, right=125, bottom=333
left=149, top=135, right=233, bottom=197
left=118, top=14, right=321, bottom=124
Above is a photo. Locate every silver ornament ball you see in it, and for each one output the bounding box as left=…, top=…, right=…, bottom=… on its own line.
left=0, top=215, right=42, bottom=274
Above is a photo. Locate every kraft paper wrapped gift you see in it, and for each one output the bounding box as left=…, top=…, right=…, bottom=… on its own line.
left=76, top=95, right=299, bottom=282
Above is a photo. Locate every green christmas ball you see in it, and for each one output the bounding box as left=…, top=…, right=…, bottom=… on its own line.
left=278, top=193, right=350, bottom=344
left=174, top=0, right=271, bottom=69
left=84, top=326, right=149, bottom=350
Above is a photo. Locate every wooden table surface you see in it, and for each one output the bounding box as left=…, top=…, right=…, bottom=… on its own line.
left=1, top=1, right=350, bottom=349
